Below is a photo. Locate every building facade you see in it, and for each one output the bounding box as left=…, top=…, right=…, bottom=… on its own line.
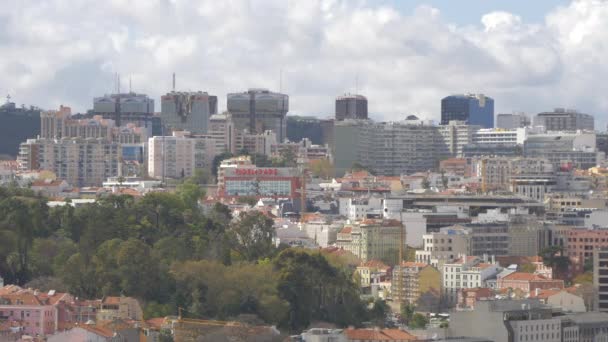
left=335, top=94, right=368, bottom=121
left=227, top=88, right=289, bottom=142
left=336, top=219, right=406, bottom=262
left=441, top=94, right=494, bottom=128
left=496, top=113, right=531, bottom=129
left=160, top=91, right=217, bottom=134
left=534, top=108, right=594, bottom=131
left=147, top=131, right=216, bottom=180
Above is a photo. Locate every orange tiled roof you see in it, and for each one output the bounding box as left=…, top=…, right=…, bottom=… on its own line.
left=80, top=324, right=115, bottom=338
left=345, top=328, right=417, bottom=341
left=102, top=296, right=121, bottom=305
left=476, top=263, right=495, bottom=270
left=360, top=260, right=390, bottom=269
left=529, top=289, right=561, bottom=299
left=339, top=227, right=353, bottom=234
left=502, top=272, right=547, bottom=281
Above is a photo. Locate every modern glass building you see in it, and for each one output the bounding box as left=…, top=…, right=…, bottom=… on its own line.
left=441, top=94, right=494, bottom=128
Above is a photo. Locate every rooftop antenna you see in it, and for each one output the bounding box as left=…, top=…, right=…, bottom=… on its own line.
left=355, top=74, right=359, bottom=95
left=279, top=68, right=283, bottom=93
left=6, top=94, right=10, bottom=103
left=172, top=72, right=176, bottom=92
left=118, top=74, right=121, bottom=94
left=129, top=76, right=132, bottom=93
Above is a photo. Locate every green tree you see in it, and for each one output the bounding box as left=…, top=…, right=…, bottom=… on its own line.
left=409, top=313, right=429, bottom=329
left=400, top=303, right=415, bottom=324
left=370, top=299, right=389, bottom=327
left=228, top=212, right=275, bottom=261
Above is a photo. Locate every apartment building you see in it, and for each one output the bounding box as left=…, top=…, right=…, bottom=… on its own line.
left=392, top=262, right=441, bottom=312
left=336, top=219, right=406, bottom=262
left=442, top=255, right=500, bottom=306
left=147, top=131, right=216, bottom=179
left=18, top=138, right=121, bottom=187
left=438, top=120, right=480, bottom=157
left=567, top=228, right=608, bottom=274
left=415, top=226, right=470, bottom=267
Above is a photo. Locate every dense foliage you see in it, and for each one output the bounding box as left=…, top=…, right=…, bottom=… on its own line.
left=0, top=184, right=372, bottom=332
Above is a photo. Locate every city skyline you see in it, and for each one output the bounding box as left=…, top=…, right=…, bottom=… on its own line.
left=1, top=0, right=607, bottom=126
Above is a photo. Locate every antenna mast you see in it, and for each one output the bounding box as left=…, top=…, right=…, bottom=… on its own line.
left=129, top=76, right=132, bottom=93
left=172, top=72, right=176, bottom=92
left=279, top=68, right=283, bottom=93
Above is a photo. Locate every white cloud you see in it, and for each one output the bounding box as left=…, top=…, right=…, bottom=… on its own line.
left=0, top=0, right=607, bottom=127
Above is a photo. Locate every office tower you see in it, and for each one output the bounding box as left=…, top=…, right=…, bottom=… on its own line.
left=0, top=96, right=41, bottom=157
left=441, top=94, right=494, bottom=128
left=496, top=113, right=530, bottom=129
left=226, top=88, right=289, bottom=142
left=93, top=92, right=154, bottom=131
left=335, top=94, right=368, bottom=121
left=534, top=108, right=594, bottom=131
left=160, top=91, right=217, bottom=134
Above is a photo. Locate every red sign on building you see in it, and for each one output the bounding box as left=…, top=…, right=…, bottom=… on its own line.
left=234, top=168, right=278, bottom=176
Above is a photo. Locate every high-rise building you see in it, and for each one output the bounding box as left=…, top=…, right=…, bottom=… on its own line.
left=441, top=94, right=494, bottom=128
left=438, top=121, right=480, bottom=157
left=497, top=113, right=530, bottom=129
left=226, top=88, right=289, bottom=142
left=147, top=131, right=216, bottom=180
left=160, top=91, right=217, bottom=134
left=335, top=94, right=368, bottom=121
left=93, top=92, right=155, bottom=132
left=334, top=117, right=445, bottom=176
left=18, top=138, right=122, bottom=187
left=0, top=97, right=41, bottom=157
left=534, top=108, right=594, bottom=131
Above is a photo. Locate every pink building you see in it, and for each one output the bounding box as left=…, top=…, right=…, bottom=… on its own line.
left=497, top=272, right=564, bottom=293
left=566, top=228, right=608, bottom=274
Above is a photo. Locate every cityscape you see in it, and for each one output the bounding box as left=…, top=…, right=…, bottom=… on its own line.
left=2, top=1, right=608, bottom=342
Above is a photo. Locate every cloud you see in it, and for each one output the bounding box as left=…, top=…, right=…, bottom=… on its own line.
left=0, top=0, right=607, bottom=127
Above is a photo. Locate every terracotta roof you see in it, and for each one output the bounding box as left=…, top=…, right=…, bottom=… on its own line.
left=1, top=292, right=43, bottom=305
left=529, top=289, right=561, bottom=299
left=345, top=328, right=417, bottom=341
left=339, top=227, right=353, bottom=234
left=360, top=260, right=390, bottom=269
left=145, top=318, right=166, bottom=330
left=102, top=296, right=121, bottom=305
left=461, top=287, right=493, bottom=298
left=476, top=263, right=495, bottom=270
left=502, top=272, right=547, bottom=281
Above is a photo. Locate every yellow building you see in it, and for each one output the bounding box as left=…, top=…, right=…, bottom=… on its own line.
left=355, top=260, right=390, bottom=288
left=336, top=219, right=406, bottom=263
left=392, top=262, right=441, bottom=312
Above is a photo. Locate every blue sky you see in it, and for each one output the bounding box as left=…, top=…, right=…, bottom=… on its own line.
left=386, top=0, right=571, bottom=25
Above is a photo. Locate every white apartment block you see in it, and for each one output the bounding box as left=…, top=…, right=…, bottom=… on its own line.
left=442, top=255, right=500, bottom=306
left=148, top=131, right=216, bottom=179
left=472, top=127, right=529, bottom=146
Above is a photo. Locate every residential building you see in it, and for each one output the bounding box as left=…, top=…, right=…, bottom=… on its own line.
left=392, top=262, right=441, bottom=312
left=148, top=131, right=216, bottom=179
left=93, top=92, right=155, bottom=132
left=529, top=289, right=586, bottom=312
left=334, top=117, right=445, bottom=176
left=594, top=248, right=608, bottom=313
left=449, top=299, right=562, bottom=342
left=299, top=328, right=348, bottom=342
left=356, top=260, right=390, bottom=289
left=568, top=228, right=608, bottom=274
left=208, top=112, right=235, bottom=153
left=563, top=312, right=608, bottom=342
left=18, top=137, right=122, bottom=187
left=336, top=94, right=368, bottom=121
left=160, top=91, right=217, bottom=134
left=462, top=143, right=522, bottom=158
left=442, top=255, right=500, bottom=306
left=524, top=131, right=602, bottom=170
left=439, top=158, right=475, bottom=177
left=227, top=88, right=289, bottom=142
left=438, top=121, right=480, bottom=157
left=415, top=226, right=471, bottom=267
left=96, top=296, right=143, bottom=322
left=456, top=287, right=493, bottom=310
left=301, top=220, right=342, bottom=247
left=497, top=272, right=564, bottom=293
left=496, top=113, right=530, bottom=129
left=441, top=94, right=494, bottom=128
left=472, top=127, right=528, bottom=146
left=336, top=219, right=406, bottom=262
left=534, top=108, right=594, bottom=131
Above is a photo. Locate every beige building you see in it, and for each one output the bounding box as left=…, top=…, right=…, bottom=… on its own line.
left=438, top=120, right=480, bottom=157
left=336, top=219, right=405, bottom=262
left=415, top=226, right=471, bottom=268
left=18, top=137, right=121, bottom=187
left=96, top=296, right=143, bottom=322
left=392, top=262, right=441, bottom=312
left=148, top=131, right=216, bottom=179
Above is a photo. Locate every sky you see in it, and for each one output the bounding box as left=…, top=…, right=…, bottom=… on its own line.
left=1, top=0, right=607, bottom=126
